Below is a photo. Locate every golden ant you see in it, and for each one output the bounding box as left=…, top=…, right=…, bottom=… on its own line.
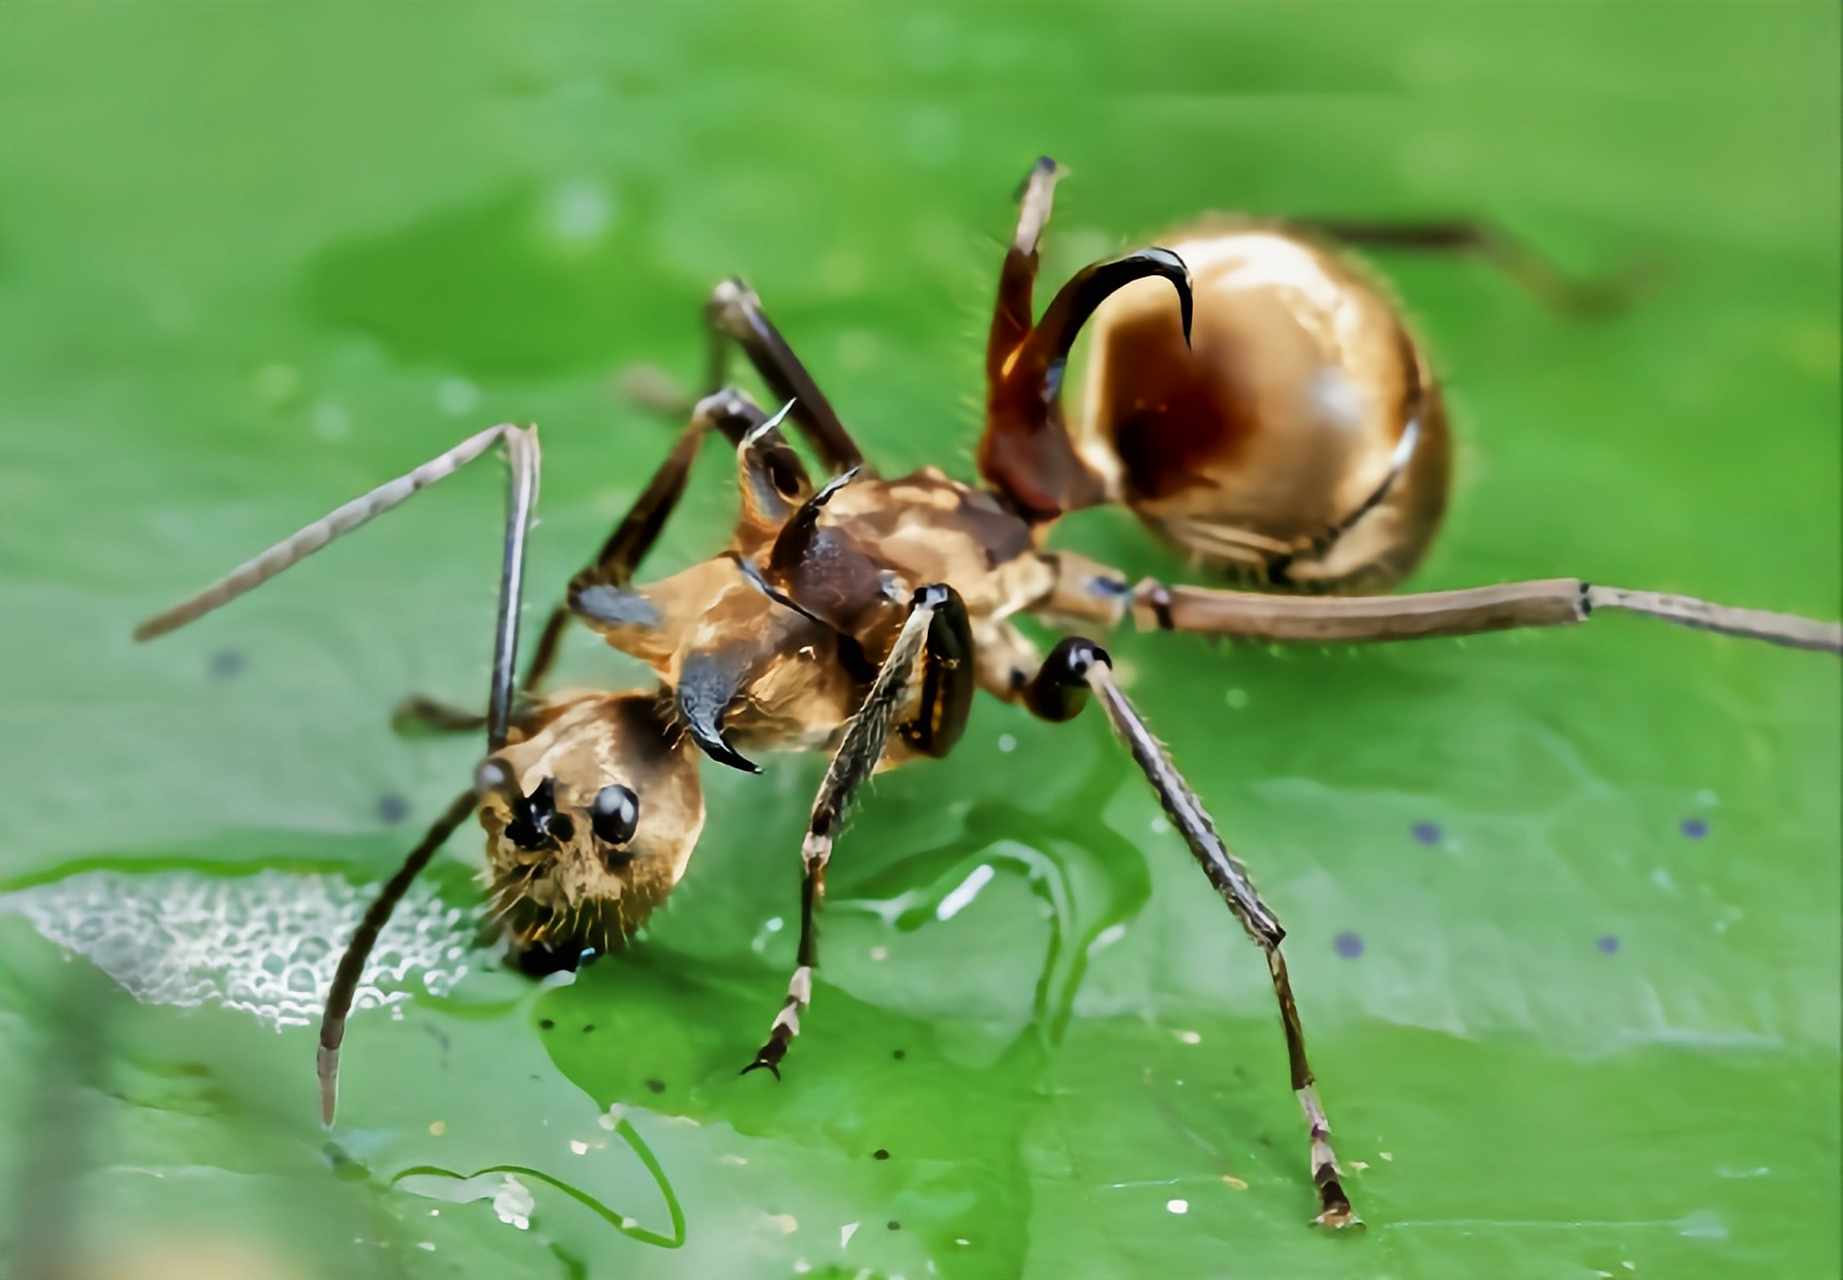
left=136, top=157, right=1839, bottom=1227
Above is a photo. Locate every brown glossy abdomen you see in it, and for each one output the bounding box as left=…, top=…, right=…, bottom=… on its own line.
left=1075, top=224, right=1450, bottom=592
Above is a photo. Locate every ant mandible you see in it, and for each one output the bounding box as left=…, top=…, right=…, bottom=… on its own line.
left=134, top=157, right=1840, bottom=1229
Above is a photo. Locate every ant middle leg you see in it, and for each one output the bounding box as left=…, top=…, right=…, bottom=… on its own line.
left=741, top=584, right=970, bottom=1078
left=1025, top=635, right=1358, bottom=1228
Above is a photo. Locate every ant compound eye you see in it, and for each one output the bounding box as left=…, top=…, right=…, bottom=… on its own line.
left=590, top=785, right=640, bottom=848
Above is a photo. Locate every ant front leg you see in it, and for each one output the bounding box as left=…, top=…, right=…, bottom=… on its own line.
left=1025, top=636, right=1359, bottom=1229
left=742, top=584, right=969, bottom=1078
left=134, top=423, right=543, bottom=1123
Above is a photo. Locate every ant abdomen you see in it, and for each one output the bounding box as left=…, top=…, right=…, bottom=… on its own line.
left=1073, top=222, right=1451, bottom=592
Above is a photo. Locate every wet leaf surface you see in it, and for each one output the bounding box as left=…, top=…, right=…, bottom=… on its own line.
left=1, top=5, right=1837, bottom=1278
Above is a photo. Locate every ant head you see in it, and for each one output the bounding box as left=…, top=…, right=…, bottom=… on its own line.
left=475, top=691, right=704, bottom=960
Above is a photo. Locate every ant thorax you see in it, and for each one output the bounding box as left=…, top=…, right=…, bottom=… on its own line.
left=572, top=466, right=1107, bottom=768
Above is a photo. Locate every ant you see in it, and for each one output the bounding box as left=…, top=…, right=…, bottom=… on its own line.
left=134, top=157, right=1840, bottom=1229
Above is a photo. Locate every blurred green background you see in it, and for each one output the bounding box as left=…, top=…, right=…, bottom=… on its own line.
left=1, top=4, right=1838, bottom=1278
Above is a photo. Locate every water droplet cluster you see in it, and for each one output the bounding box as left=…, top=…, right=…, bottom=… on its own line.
left=4, top=869, right=475, bottom=1028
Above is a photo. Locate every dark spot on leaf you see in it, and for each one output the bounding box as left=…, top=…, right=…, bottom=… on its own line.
left=1410, top=821, right=1441, bottom=846
left=892, top=1049, right=905, bottom=1061
left=1334, top=931, right=1364, bottom=959
left=582, top=1024, right=595, bottom=1033
left=377, top=794, right=409, bottom=825
left=645, top=1078, right=665, bottom=1094
left=873, top=1148, right=890, bottom=1160
left=539, top=1019, right=554, bottom=1031
left=209, top=649, right=245, bottom=680
left=1598, top=935, right=1621, bottom=954
left=1680, top=818, right=1708, bottom=840
left=887, top=1220, right=901, bottom=1231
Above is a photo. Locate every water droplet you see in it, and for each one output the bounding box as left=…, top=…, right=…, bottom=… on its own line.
left=437, top=377, right=480, bottom=416
left=255, top=363, right=301, bottom=407
left=1410, top=821, right=1442, bottom=846
left=311, top=403, right=350, bottom=441
left=1334, top=932, right=1364, bottom=959
left=546, top=179, right=613, bottom=246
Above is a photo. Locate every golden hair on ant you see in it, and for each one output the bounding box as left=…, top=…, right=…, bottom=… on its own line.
left=136, top=157, right=1840, bottom=1229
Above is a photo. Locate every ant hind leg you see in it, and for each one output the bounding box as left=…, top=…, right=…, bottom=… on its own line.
left=1292, top=217, right=1656, bottom=318
left=1130, top=576, right=1843, bottom=654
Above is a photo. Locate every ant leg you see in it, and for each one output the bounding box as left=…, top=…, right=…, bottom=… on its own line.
left=980, top=156, right=1193, bottom=521
left=1131, top=576, right=1843, bottom=655
left=1028, top=636, right=1358, bottom=1228
left=986, top=155, right=1064, bottom=377
left=315, top=786, right=479, bottom=1124
left=741, top=584, right=961, bottom=1078
left=706, top=278, right=866, bottom=474
left=1292, top=218, right=1650, bottom=318
left=134, top=424, right=543, bottom=1123
left=390, top=695, right=489, bottom=738
left=133, top=422, right=539, bottom=665
left=312, top=431, right=540, bottom=1125
left=521, top=390, right=787, bottom=698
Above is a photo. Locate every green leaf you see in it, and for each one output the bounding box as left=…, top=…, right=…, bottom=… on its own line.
left=1, top=4, right=1836, bottom=1279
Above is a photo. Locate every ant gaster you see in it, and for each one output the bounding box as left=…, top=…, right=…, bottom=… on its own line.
left=135, top=157, right=1841, bottom=1229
